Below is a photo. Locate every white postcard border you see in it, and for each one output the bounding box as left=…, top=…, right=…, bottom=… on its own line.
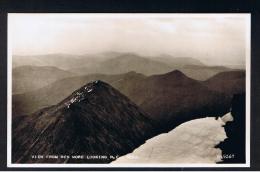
left=7, top=13, right=251, bottom=168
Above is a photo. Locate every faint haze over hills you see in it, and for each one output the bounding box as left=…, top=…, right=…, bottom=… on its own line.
left=9, top=14, right=250, bottom=66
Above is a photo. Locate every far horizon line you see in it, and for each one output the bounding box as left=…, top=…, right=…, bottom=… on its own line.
left=12, top=51, right=245, bottom=66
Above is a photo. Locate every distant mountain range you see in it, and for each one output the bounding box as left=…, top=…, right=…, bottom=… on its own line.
left=12, top=81, right=156, bottom=163
left=69, top=53, right=173, bottom=76
left=13, top=65, right=74, bottom=94
left=13, top=54, right=107, bottom=70
left=13, top=53, right=238, bottom=80
left=13, top=52, right=202, bottom=70
left=13, top=70, right=245, bottom=131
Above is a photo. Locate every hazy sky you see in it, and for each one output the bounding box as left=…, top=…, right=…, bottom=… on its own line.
left=9, top=14, right=250, bottom=66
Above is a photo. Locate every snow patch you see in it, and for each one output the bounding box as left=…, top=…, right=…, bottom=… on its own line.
left=113, top=112, right=233, bottom=164
left=221, top=112, right=234, bottom=123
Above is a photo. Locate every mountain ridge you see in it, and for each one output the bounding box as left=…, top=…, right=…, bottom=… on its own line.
left=13, top=52, right=231, bottom=79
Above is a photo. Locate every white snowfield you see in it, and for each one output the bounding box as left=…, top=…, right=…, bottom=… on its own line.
left=113, top=112, right=233, bottom=164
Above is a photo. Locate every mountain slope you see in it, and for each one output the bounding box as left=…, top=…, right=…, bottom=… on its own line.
left=120, top=70, right=232, bottom=131
left=13, top=65, right=74, bottom=94
left=204, top=70, right=245, bottom=96
left=12, top=81, right=155, bottom=163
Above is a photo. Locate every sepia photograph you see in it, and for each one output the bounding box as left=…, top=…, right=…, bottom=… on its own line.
left=7, top=13, right=250, bottom=167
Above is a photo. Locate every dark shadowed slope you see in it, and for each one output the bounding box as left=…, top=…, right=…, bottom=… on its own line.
left=217, top=93, right=246, bottom=163
left=13, top=65, right=74, bottom=94
left=12, top=81, right=155, bottom=163
left=122, top=70, right=232, bottom=131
